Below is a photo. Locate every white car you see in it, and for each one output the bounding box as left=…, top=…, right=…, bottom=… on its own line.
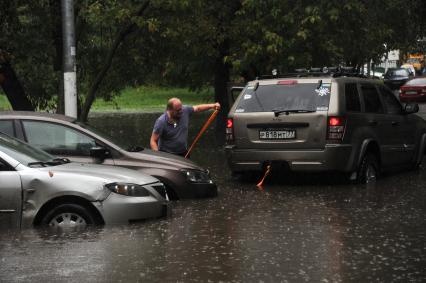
left=401, top=64, right=416, bottom=77
left=0, top=133, right=170, bottom=229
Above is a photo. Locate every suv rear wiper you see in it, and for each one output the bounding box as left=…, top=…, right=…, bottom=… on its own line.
left=28, top=158, right=71, bottom=168
left=272, top=108, right=316, bottom=117
left=251, top=81, right=265, bottom=111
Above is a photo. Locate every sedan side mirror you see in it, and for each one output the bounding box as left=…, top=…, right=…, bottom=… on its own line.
left=404, top=103, right=419, bottom=114
left=90, top=146, right=110, bottom=162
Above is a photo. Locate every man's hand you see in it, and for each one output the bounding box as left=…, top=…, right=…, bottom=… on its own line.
left=213, top=102, right=221, bottom=110
left=194, top=102, right=221, bottom=112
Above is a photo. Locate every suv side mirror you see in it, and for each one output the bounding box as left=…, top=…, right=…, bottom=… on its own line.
left=90, top=146, right=110, bottom=162
left=404, top=103, right=419, bottom=114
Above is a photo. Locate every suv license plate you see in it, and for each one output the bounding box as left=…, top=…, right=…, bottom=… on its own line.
left=259, top=130, right=296, bottom=140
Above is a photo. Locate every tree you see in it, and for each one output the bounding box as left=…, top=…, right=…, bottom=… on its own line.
left=0, top=50, right=34, bottom=110
left=1, top=0, right=426, bottom=134
left=79, top=0, right=150, bottom=122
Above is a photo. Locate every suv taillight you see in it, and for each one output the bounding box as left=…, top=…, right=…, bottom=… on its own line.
left=327, top=116, right=346, bottom=141
left=226, top=118, right=234, bottom=143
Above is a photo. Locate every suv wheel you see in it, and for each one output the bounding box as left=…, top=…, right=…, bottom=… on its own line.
left=357, top=153, right=379, bottom=184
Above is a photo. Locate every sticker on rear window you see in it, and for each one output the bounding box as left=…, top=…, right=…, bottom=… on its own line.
left=244, top=94, right=252, bottom=100
left=247, top=86, right=254, bottom=89
left=236, top=108, right=245, bottom=113
left=315, top=86, right=330, bottom=96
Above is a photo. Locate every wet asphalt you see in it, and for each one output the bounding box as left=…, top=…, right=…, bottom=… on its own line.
left=0, top=112, right=425, bottom=282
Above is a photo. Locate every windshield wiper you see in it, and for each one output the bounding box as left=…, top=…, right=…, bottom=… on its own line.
left=27, top=158, right=71, bottom=168
left=272, top=108, right=316, bottom=117
left=127, top=145, right=144, bottom=152
left=52, top=158, right=71, bottom=164
left=27, top=161, right=49, bottom=168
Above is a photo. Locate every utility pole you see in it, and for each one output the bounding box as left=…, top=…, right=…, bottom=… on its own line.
left=61, top=0, right=77, bottom=118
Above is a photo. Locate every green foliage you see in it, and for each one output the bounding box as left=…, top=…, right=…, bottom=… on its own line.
left=91, top=86, right=214, bottom=111
left=0, top=94, right=12, bottom=110
left=0, top=1, right=60, bottom=109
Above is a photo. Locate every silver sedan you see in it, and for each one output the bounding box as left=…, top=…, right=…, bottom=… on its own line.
left=0, top=133, right=170, bottom=229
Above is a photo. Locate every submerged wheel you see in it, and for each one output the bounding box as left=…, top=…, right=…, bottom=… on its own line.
left=41, top=204, right=96, bottom=228
left=357, top=153, right=379, bottom=184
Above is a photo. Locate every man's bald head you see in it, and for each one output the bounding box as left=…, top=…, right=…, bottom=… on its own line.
left=167, top=98, right=182, bottom=110
left=167, top=97, right=184, bottom=120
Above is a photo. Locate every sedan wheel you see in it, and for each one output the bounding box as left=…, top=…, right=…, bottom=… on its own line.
left=41, top=203, right=97, bottom=229
left=49, top=212, right=87, bottom=228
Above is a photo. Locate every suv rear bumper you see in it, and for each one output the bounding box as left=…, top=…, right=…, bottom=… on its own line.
left=225, top=144, right=353, bottom=172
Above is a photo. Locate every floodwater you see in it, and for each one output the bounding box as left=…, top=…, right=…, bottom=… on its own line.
left=1, top=112, right=425, bottom=282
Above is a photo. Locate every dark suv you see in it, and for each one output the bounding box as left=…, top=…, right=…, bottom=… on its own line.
left=225, top=73, right=426, bottom=183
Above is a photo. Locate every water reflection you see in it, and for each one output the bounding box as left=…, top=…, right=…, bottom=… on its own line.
left=0, top=113, right=425, bottom=282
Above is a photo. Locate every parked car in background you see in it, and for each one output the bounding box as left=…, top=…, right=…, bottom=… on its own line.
left=384, top=68, right=412, bottom=90
left=225, top=69, right=426, bottom=184
left=371, top=67, right=385, bottom=79
left=363, top=66, right=385, bottom=79
left=0, top=112, right=217, bottom=199
left=401, top=64, right=416, bottom=77
left=400, top=77, right=426, bottom=103
left=0, top=132, right=170, bottom=229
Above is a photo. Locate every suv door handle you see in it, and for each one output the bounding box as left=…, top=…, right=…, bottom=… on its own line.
left=368, top=120, right=378, bottom=126
left=391, top=121, right=400, bottom=126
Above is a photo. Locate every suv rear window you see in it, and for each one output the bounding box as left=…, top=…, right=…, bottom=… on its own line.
left=235, top=83, right=331, bottom=113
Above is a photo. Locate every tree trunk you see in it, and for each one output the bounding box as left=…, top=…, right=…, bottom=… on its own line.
left=211, top=1, right=241, bottom=145
left=79, top=1, right=150, bottom=122
left=213, top=39, right=231, bottom=146
left=49, top=0, right=64, bottom=114
left=0, top=51, right=34, bottom=111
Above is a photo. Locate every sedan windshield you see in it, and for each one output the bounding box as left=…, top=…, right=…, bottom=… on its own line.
left=0, top=133, right=54, bottom=166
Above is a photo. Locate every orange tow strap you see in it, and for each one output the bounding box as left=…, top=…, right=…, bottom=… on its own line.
left=256, top=165, right=271, bottom=188
left=185, top=109, right=219, bottom=158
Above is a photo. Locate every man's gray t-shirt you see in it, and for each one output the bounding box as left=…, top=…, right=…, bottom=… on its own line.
left=153, top=105, right=194, bottom=154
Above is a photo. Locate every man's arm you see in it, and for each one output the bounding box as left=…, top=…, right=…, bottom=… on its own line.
left=150, top=132, right=160, bottom=151
left=193, top=102, right=220, bottom=113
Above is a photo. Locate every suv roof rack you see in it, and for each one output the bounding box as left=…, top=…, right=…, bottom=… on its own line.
left=255, top=66, right=368, bottom=80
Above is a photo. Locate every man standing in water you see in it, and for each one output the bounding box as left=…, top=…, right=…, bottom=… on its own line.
left=150, top=97, right=220, bottom=156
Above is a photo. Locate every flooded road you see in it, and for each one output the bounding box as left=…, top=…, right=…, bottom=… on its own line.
left=1, top=112, right=425, bottom=282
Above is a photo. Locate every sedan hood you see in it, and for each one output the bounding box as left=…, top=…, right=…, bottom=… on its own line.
left=39, top=162, right=160, bottom=185
left=125, top=149, right=205, bottom=171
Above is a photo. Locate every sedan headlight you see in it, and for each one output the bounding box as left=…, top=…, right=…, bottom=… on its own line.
left=104, top=182, right=150, bottom=197
left=181, top=169, right=213, bottom=183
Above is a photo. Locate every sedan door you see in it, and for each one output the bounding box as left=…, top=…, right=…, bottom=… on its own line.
left=0, top=159, right=22, bottom=229
left=20, top=120, right=115, bottom=165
